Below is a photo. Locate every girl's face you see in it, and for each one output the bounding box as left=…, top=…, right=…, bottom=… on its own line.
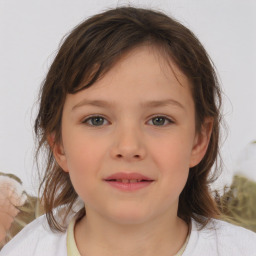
left=54, top=45, right=211, bottom=225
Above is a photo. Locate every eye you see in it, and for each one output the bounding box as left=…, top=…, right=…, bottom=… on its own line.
left=82, top=115, right=174, bottom=127
left=82, top=115, right=109, bottom=126
left=148, top=116, right=174, bottom=126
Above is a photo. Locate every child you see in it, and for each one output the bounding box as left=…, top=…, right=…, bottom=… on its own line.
left=1, top=6, right=256, bottom=256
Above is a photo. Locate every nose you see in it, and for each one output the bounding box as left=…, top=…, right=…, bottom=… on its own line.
left=110, top=124, right=146, bottom=161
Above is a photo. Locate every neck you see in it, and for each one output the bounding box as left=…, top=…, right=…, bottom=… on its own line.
left=74, top=209, right=189, bottom=256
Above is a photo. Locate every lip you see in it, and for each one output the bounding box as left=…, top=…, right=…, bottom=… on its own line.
left=105, top=172, right=153, bottom=181
left=104, top=172, right=154, bottom=192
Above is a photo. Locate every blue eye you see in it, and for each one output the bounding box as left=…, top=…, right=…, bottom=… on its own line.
left=150, top=116, right=174, bottom=126
left=82, top=116, right=108, bottom=126
left=82, top=115, right=174, bottom=127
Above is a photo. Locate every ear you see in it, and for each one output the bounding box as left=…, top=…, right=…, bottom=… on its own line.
left=47, top=133, right=69, bottom=173
left=189, top=117, right=213, bottom=168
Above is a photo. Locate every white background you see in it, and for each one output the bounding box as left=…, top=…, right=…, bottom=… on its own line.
left=0, top=0, right=256, bottom=195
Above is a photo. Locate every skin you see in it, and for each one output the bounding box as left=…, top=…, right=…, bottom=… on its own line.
left=54, top=45, right=212, bottom=256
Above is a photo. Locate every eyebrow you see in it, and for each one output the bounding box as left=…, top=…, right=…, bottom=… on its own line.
left=72, top=98, right=185, bottom=111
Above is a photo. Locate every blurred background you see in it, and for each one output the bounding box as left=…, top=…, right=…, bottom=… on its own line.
left=0, top=0, right=256, bottom=195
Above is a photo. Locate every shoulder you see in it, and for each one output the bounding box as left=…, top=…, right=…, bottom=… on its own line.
left=212, top=218, right=256, bottom=240
left=184, top=218, right=256, bottom=256
left=0, top=214, right=67, bottom=256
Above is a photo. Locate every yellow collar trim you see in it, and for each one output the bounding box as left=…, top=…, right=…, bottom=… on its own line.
left=174, top=231, right=190, bottom=256
left=67, top=217, right=81, bottom=256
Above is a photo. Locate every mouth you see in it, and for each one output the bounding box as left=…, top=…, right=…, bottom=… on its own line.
left=106, top=179, right=152, bottom=183
left=104, top=172, right=154, bottom=191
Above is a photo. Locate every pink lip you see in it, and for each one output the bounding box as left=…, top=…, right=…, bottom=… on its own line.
left=104, top=172, right=154, bottom=192
left=105, top=172, right=153, bottom=181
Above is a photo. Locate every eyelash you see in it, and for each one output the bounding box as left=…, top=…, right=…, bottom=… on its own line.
left=81, top=115, right=174, bottom=127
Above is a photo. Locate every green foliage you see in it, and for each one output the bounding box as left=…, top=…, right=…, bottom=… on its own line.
left=218, top=175, right=256, bottom=232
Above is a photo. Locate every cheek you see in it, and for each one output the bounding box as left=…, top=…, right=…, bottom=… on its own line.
left=63, top=129, right=104, bottom=170
left=151, top=136, right=192, bottom=193
left=152, top=134, right=193, bottom=170
left=62, top=133, right=107, bottom=194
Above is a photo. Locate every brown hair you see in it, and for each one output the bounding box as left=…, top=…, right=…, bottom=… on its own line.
left=35, top=6, right=223, bottom=232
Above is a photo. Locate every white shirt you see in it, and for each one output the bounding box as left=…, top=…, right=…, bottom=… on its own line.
left=1, top=214, right=256, bottom=256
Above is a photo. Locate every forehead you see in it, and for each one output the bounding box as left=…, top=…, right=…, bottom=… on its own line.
left=64, top=45, right=194, bottom=111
